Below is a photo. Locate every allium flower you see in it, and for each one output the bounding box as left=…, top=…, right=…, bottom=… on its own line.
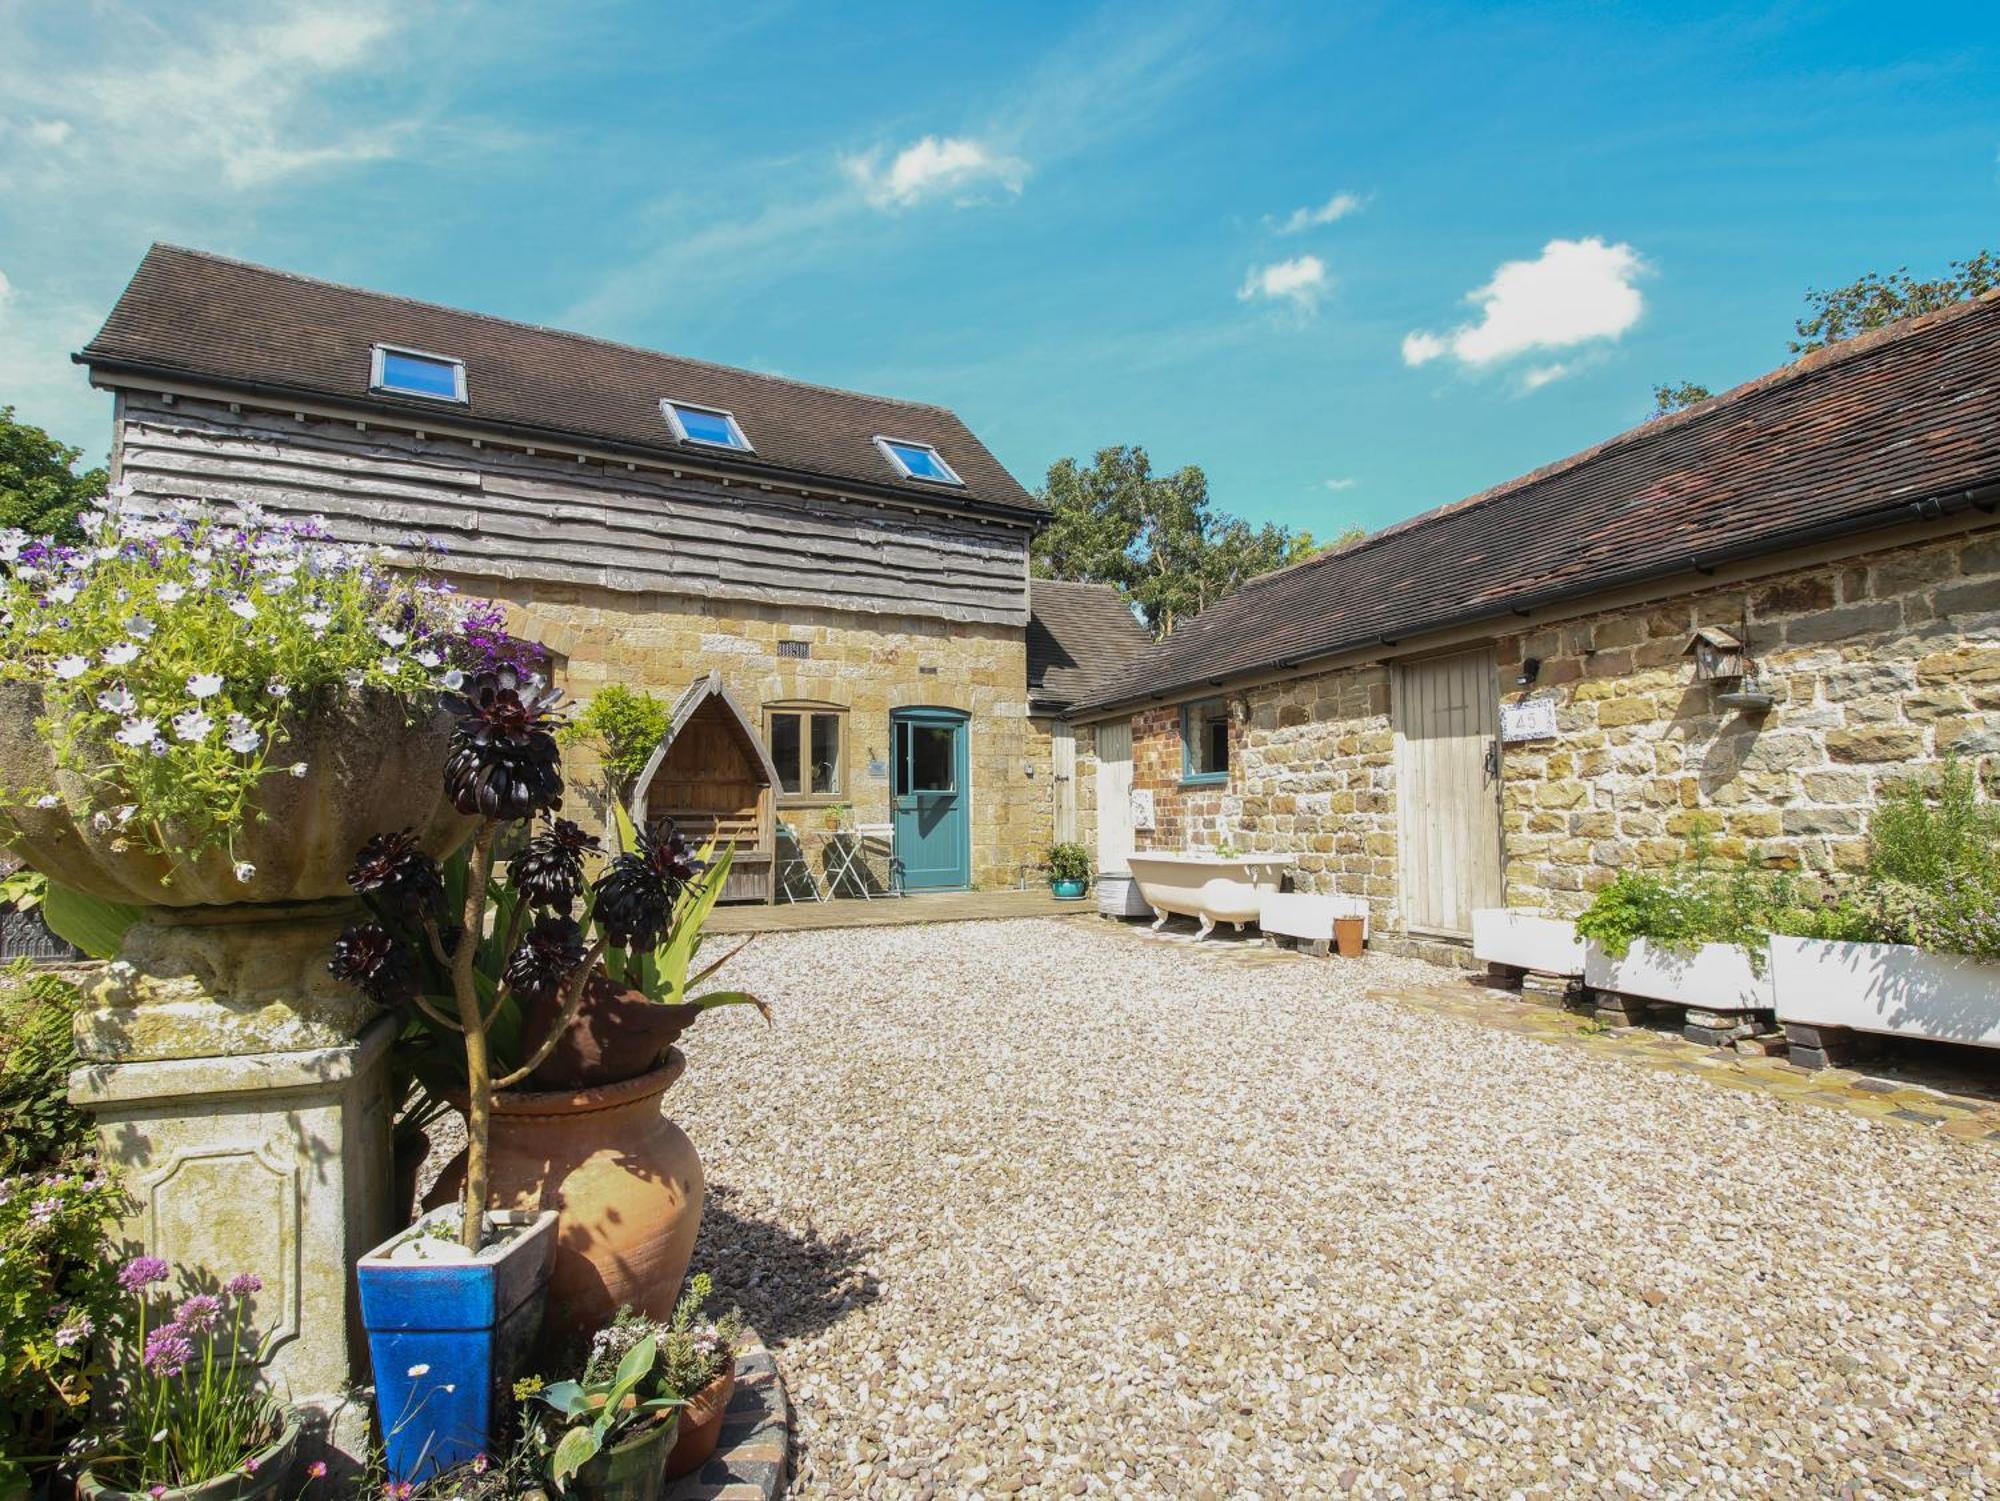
left=53, top=655, right=88, bottom=679
left=591, top=822, right=700, bottom=950
left=187, top=673, right=224, bottom=699
left=328, top=923, right=413, bottom=1004
left=114, top=718, right=159, bottom=748
left=443, top=669, right=566, bottom=821
left=346, top=829, right=445, bottom=922
left=503, top=913, right=587, bottom=1000
left=225, top=1273, right=264, bottom=1296
left=175, top=1293, right=223, bottom=1332
left=102, top=642, right=141, bottom=666
left=143, top=1323, right=194, bottom=1377
left=511, top=817, right=602, bottom=911
left=173, top=710, right=215, bottom=743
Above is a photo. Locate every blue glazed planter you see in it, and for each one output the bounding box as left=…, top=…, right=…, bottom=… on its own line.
left=1051, top=878, right=1087, bottom=901
left=357, top=1208, right=558, bottom=1483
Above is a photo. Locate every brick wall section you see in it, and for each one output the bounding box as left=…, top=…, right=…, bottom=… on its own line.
left=1103, top=524, right=2000, bottom=933
left=485, top=580, right=1052, bottom=891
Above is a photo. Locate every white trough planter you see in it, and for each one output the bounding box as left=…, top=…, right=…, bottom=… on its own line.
left=1095, top=872, right=1154, bottom=918
left=1771, top=936, right=2000, bottom=1049
left=1259, top=891, right=1370, bottom=945
left=1471, top=910, right=1584, bottom=976
left=1583, top=938, right=1773, bottom=1013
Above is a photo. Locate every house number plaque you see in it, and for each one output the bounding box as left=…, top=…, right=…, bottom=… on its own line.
left=1500, top=699, right=1559, bottom=743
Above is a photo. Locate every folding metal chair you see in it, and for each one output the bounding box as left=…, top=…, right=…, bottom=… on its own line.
left=773, top=821, right=827, bottom=903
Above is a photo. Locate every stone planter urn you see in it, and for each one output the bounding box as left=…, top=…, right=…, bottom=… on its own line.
left=0, top=684, right=474, bottom=1463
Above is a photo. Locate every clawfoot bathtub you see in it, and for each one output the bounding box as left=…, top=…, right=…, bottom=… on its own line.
left=1127, top=852, right=1294, bottom=939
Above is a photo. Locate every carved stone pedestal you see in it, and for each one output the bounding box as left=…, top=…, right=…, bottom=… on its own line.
left=68, top=902, right=395, bottom=1467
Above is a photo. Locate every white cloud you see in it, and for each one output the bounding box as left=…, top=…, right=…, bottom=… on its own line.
left=26, top=119, right=73, bottom=147
left=1273, top=191, right=1362, bottom=235
left=1238, top=254, right=1328, bottom=311
left=1403, top=237, right=1648, bottom=372
left=1322, top=476, right=1358, bottom=491
left=843, top=136, right=1028, bottom=209
left=1521, top=362, right=1571, bottom=390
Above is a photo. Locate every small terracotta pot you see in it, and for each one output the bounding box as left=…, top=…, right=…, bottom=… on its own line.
left=430, top=1053, right=704, bottom=1353
left=664, top=1364, right=736, bottom=1480
left=1334, top=915, right=1366, bottom=959
left=520, top=971, right=692, bottom=1091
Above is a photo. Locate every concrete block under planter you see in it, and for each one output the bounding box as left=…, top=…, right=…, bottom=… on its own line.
left=1771, top=936, right=2000, bottom=1049
left=1471, top=910, right=1585, bottom=976
left=1583, top=938, right=1773, bottom=1014
left=1260, top=891, right=1371, bottom=945
left=1095, top=872, right=1153, bottom=918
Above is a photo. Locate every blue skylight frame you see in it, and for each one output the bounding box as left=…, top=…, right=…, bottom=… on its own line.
left=369, top=343, right=467, bottom=404
left=660, top=398, right=754, bottom=452
left=873, top=435, right=964, bottom=487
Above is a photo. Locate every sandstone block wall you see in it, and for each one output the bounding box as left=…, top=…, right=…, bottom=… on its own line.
left=482, top=579, right=1054, bottom=891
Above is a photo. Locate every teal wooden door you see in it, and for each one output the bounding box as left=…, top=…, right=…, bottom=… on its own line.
left=891, top=708, right=970, bottom=890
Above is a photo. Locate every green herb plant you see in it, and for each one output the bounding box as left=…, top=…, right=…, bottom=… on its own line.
left=1046, top=842, right=1092, bottom=884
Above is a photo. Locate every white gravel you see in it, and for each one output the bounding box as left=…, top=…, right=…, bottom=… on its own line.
left=672, top=918, right=1999, bottom=1500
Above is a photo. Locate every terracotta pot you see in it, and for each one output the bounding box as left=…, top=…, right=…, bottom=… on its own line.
left=519, top=972, right=694, bottom=1091
left=428, top=1052, right=704, bottom=1349
left=1334, top=914, right=1366, bottom=959
left=664, top=1365, right=735, bottom=1480
left=0, top=684, right=472, bottom=906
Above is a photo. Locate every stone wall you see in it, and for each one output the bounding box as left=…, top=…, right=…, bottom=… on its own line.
left=484, top=579, right=1051, bottom=892
left=1102, top=524, right=2000, bottom=932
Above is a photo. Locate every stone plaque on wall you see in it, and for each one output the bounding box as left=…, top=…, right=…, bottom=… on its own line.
left=1130, top=788, right=1156, bottom=830
left=1500, top=698, right=1559, bottom=743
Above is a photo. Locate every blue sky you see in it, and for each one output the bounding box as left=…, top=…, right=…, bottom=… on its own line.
left=1, top=1, right=1996, bottom=537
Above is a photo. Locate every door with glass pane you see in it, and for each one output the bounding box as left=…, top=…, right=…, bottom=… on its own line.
left=890, top=708, right=970, bottom=890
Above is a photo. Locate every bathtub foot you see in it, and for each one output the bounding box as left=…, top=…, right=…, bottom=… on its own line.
left=1151, top=911, right=1171, bottom=932
left=1196, top=915, right=1215, bottom=941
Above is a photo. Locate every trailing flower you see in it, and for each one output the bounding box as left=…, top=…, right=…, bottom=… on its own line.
left=0, top=489, right=534, bottom=868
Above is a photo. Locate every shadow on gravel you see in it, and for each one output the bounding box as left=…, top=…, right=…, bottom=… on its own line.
left=693, top=1182, right=882, bottom=1345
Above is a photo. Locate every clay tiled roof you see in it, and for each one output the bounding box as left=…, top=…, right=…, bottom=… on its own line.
left=1079, top=290, right=2000, bottom=710
left=1027, top=578, right=1154, bottom=710
left=78, top=244, right=1040, bottom=518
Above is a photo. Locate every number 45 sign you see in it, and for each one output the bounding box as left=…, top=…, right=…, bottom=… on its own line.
left=1500, top=698, right=1558, bottom=743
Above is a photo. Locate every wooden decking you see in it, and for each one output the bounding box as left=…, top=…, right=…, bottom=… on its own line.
left=707, top=888, right=1096, bottom=934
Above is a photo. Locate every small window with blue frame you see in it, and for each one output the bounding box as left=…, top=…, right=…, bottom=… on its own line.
left=1181, top=697, right=1230, bottom=784
left=370, top=345, right=467, bottom=403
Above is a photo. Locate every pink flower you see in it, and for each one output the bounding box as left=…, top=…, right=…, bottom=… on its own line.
left=150, top=1487, right=167, bottom=1499
left=471, top=1454, right=488, bottom=1475
left=142, top=1322, right=193, bottom=1377
left=225, top=1273, right=263, bottom=1297
left=54, top=1314, right=93, bottom=1347
left=241, top=1457, right=260, bottom=1476
left=175, top=1294, right=223, bottom=1332
left=119, top=1256, right=170, bottom=1291
left=306, top=1462, right=328, bottom=1481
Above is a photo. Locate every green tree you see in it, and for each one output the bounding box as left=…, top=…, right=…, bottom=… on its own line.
left=1651, top=381, right=1712, bottom=416
left=1031, top=445, right=1322, bottom=634
left=0, top=407, right=106, bottom=542
left=1791, top=251, right=1998, bottom=354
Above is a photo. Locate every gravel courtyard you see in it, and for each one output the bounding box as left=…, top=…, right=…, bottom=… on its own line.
left=676, top=918, right=1998, bottom=1500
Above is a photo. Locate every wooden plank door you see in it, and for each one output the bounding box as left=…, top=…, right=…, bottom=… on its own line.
left=1094, top=719, right=1135, bottom=873
left=1394, top=648, right=1504, bottom=937
left=1052, top=723, right=1077, bottom=844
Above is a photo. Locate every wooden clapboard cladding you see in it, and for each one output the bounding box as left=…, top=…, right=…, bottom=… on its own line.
left=630, top=673, right=779, bottom=904
left=113, top=393, right=1031, bottom=626
left=1393, top=648, right=1504, bottom=937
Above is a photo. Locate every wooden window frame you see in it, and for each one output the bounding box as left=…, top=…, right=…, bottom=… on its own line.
left=763, top=700, right=849, bottom=806
left=1180, top=696, right=1230, bottom=786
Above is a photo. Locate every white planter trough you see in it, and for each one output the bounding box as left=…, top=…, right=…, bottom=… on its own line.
left=1771, top=936, right=2000, bottom=1049
left=1259, top=891, right=1370, bottom=948
left=1095, top=871, right=1155, bottom=918
left=1583, top=938, right=1773, bottom=1013
left=1127, top=852, right=1294, bottom=939
left=1471, top=909, right=1585, bottom=976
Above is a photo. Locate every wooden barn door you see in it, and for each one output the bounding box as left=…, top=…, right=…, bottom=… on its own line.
left=1094, top=719, right=1135, bottom=874
left=1394, top=648, right=1504, bottom=937
left=1051, top=723, right=1077, bottom=844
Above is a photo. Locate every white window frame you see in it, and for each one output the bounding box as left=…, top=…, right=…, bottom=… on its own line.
left=661, top=398, right=754, bottom=452
left=369, top=343, right=468, bottom=404
left=873, top=434, right=964, bottom=486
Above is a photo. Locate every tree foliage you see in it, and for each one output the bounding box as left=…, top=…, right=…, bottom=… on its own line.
left=1791, top=250, right=1998, bottom=354
left=563, top=683, right=672, bottom=799
left=0, top=406, right=106, bottom=542
left=1650, top=381, right=1712, bottom=416
left=1031, top=445, right=1332, bottom=634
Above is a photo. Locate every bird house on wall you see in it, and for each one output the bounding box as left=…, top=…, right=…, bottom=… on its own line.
left=1684, top=626, right=1748, bottom=684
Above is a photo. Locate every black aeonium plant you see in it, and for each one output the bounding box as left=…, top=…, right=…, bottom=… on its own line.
left=592, top=820, right=705, bottom=951
left=328, top=921, right=414, bottom=1004
left=510, top=816, right=602, bottom=911
left=444, top=667, right=567, bottom=820
left=503, top=912, right=588, bottom=1001
left=346, top=828, right=447, bottom=924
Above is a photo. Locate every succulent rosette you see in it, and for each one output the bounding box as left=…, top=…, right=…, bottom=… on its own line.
left=510, top=817, right=602, bottom=911
left=443, top=668, right=567, bottom=821
left=0, top=488, right=538, bottom=871
left=591, top=821, right=704, bottom=951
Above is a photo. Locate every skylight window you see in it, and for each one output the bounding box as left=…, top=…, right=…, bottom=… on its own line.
left=874, top=436, right=964, bottom=486
left=661, top=399, right=753, bottom=451
left=370, top=344, right=467, bottom=403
